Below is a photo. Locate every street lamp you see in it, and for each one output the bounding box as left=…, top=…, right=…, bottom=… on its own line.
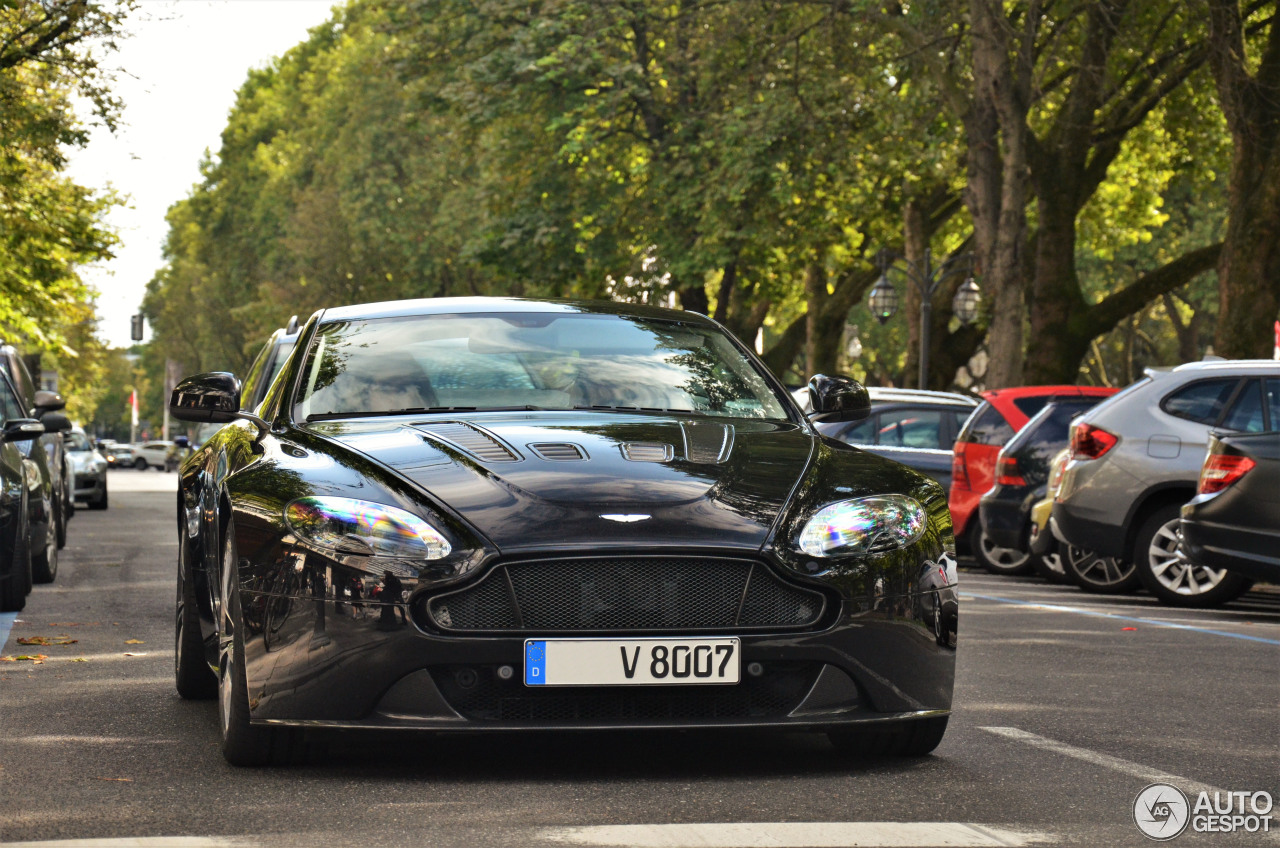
left=869, top=248, right=979, bottom=390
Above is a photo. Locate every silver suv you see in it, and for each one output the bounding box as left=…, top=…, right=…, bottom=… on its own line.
left=1054, top=360, right=1280, bottom=606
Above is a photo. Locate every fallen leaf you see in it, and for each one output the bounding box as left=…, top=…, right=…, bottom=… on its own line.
left=122, top=652, right=146, bottom=657
left=2, top=654, right=48, bottom=664
left=71, top=658, right=88, bottom=663
left=17, top=636, right=77, bottom=646
left=123, top=639, right=144, bottom=645
left=92, top=777, right=132, bottom=782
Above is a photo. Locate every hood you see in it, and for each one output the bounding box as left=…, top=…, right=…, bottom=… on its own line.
left=309, top=412, right=815, bottom=553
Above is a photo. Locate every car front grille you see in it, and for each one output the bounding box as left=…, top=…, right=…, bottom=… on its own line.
left=429, top=662, right=822, bottom=723
left=420, top=555, right=828, bottom=634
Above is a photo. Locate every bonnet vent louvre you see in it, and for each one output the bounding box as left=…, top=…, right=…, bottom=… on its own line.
left=621, top=443, right=674, bottom=462
left=415, top=421, right=520, bottom=462
left=528, top=442, right=587, bottom=461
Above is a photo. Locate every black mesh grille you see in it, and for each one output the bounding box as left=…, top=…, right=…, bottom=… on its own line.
left=414, top=421, right=519, bottom=462
left=430, top=662, right=821, bottom=723
left=423, top=556, right=826, bottom=634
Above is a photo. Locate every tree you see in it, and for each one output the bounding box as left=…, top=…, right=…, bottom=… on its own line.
left=1205, top=0, right=1280, bottom=358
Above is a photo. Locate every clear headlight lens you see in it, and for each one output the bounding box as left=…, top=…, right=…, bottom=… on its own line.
left=284, top=496, right=451, bottom=560
left=798, top=495, right=927, bottom=557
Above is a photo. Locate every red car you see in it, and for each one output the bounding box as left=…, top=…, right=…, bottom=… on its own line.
left=950, top=385, right=1118, bottom=572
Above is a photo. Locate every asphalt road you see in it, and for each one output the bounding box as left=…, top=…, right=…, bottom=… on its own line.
left=1, top=470, right=1277, bottom=848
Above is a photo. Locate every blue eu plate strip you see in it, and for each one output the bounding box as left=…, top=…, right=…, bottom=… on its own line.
left=525, top=640, right=546, bottom=685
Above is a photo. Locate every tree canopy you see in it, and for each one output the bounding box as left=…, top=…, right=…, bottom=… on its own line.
left=142, top=0, right=1273, bottom=391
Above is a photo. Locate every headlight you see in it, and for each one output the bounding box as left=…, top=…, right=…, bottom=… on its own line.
left=798, top=495, right=927, bottom=557
left=284, top=497, right=451, bottom=561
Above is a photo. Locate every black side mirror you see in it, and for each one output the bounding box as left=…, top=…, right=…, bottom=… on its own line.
left=807, top=374, right=871, bottom=423
left=174, top=435, right=190, bottom=448
left=34, top=390, right=65, bottom=413
left=3, top=418, right=46, bottom=442
left=39, top=411, right=72, bottom=434
left=170, top=372, right=243, bottom=423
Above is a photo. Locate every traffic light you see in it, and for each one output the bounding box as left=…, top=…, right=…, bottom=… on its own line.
left=130, top=313, right=144, bottom=341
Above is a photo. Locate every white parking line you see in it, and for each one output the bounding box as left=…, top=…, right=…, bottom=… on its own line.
left=1, top=840, right=253, bottom=848
left=979, top=727, right=1224, bottom=796
left=540, top=822, right=1053, bottom=847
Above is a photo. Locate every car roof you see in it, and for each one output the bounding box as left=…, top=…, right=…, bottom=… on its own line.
left=318, top=297, right=713, bottom=325
left=1155, top=359, right=1280, bottom=375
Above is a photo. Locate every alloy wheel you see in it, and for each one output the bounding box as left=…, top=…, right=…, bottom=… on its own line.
left=977, top=528, right=1030, bottom=573
left=1146, top=517, right=1229, bottom=597
left=1065, top=544, right=1137, bottom=591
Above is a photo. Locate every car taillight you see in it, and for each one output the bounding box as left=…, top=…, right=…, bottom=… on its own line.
left=995, top=455, right=1026, bottom=487
left=1198, top=454, right=1256, bottom=495
left=952, top=446, right=970, bottom=490
left=1070, top=423, right=1118, bottom=460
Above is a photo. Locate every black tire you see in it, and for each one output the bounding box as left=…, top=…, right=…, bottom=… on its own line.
left=828, top=715, right=949, bottom=757
left=31, top=519, right=58, bottom=585
left=218, top=523, right=309, bottom=766
left=0, top=520, right=29, bottom=612
left=54, top=492, right=67, bottom=549
left=972, top=525, right=1033, bottom=576
left=1133, top=505, right=1253, bottom=608
left=175, top=538, right=217, bottom=699
left=1062, top=543, right=1138, bottom=593
left=89, top=482, right=108, bottom=510
left=134, top=457, right=147, bottom=470
left=1030, top=546, right=1071, bottom=584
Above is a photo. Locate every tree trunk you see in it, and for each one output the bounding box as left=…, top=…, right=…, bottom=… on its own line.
left=1207, top=0, right=1280, bottom=358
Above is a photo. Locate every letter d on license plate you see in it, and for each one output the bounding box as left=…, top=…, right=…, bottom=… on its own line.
left=524, top=638, right=740, bottom=686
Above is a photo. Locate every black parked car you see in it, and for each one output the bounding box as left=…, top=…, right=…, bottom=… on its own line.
left=812, top=389, right=978, bottom=491
left=977, top=395, right=1113, bottom=578
left=0, top=344, right=70, bottom=585
left=171, top=298, right=958, bottom=765
left=0, top=370, right=53, bottom=611
left=1177, top=430, right=1279, bottom=602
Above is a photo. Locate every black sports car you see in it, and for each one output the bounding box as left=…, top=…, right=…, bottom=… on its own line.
left=170, top=298, right=957, bottom=765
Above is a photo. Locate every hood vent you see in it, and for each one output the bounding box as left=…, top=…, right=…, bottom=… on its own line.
left=414, top=421, right=520, bottom=463
left=528, top=442, right=587, bottom=461
left=621, top=442, right=674, bottom=463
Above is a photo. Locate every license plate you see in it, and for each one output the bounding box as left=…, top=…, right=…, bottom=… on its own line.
left=524, top=637, right=740, bottom=686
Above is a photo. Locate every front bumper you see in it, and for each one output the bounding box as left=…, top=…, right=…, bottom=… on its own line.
left=235, top=552, right=958, bottom=733
left=1180, top=515, right=1280, bottom=585
left=72, top=471, right=105, bottom=501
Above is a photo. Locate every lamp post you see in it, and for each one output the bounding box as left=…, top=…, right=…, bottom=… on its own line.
left=869, top=248, right=980, bottom=390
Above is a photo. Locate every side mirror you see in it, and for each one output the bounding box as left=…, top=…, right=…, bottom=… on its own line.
left=807, top=374, right=871, bottom=423
left=3, top=418, right=46, bottom=442
left=170, top=372, right=243, bottom=423
left=40, top=411, right=72, bottom=434
left=173, top=435, right=190, bottom=448
left=34, top=390, right=65, bottom=413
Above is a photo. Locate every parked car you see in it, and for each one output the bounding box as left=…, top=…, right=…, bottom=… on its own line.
left=977, top=392, right=1118, bottom=576
left=1055, top=360, right=1280, bottom=606
left=0, top=343, right=69, bottom=583
left=171, top=298, right=957, bottom=765
left=65, top=428, right=108, bottom=510
left=950, top=385, right=1116, bottom=573
left=0, top=369, right=49, bottom=611
left=239, top=316, right=301, bottom=413
left=1177, top=430, right=1279, bottom=602
left=813, top=388, right=979, bottom=490
left=134, top=440, right=176, bottom=471
left=1029, top=447, right=1131, bottom=592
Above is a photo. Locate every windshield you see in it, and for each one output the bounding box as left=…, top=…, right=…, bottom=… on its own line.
left=65, top=432, right=93, bottom=451
left=293, top=313, right=789, bottom=422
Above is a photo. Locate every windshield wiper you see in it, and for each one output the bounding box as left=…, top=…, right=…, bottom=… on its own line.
left=570, top=405, right=709, bottom=416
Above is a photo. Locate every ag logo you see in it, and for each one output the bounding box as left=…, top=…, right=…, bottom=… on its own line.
left=1134, top=783, right=1191, bottom=840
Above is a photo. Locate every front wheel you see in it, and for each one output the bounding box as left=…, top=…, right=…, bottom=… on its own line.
left=218, top=523, right=310, bottom=766
left=89, top=482, right=108, bottom=511
left=828, top=715, right=949, bottom=758
left=134, top=457, right=147, bottom=470
left=973, top=525, right=1032, bottom=576
left=1133, top=505, right=1252, bottom=607
left=0, top=522, right=30, bottom=612
left=175, top=540, right=216, bottom=699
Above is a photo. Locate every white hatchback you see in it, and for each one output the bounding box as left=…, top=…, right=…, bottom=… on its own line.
left=135, top=440, right=175, bottom=471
